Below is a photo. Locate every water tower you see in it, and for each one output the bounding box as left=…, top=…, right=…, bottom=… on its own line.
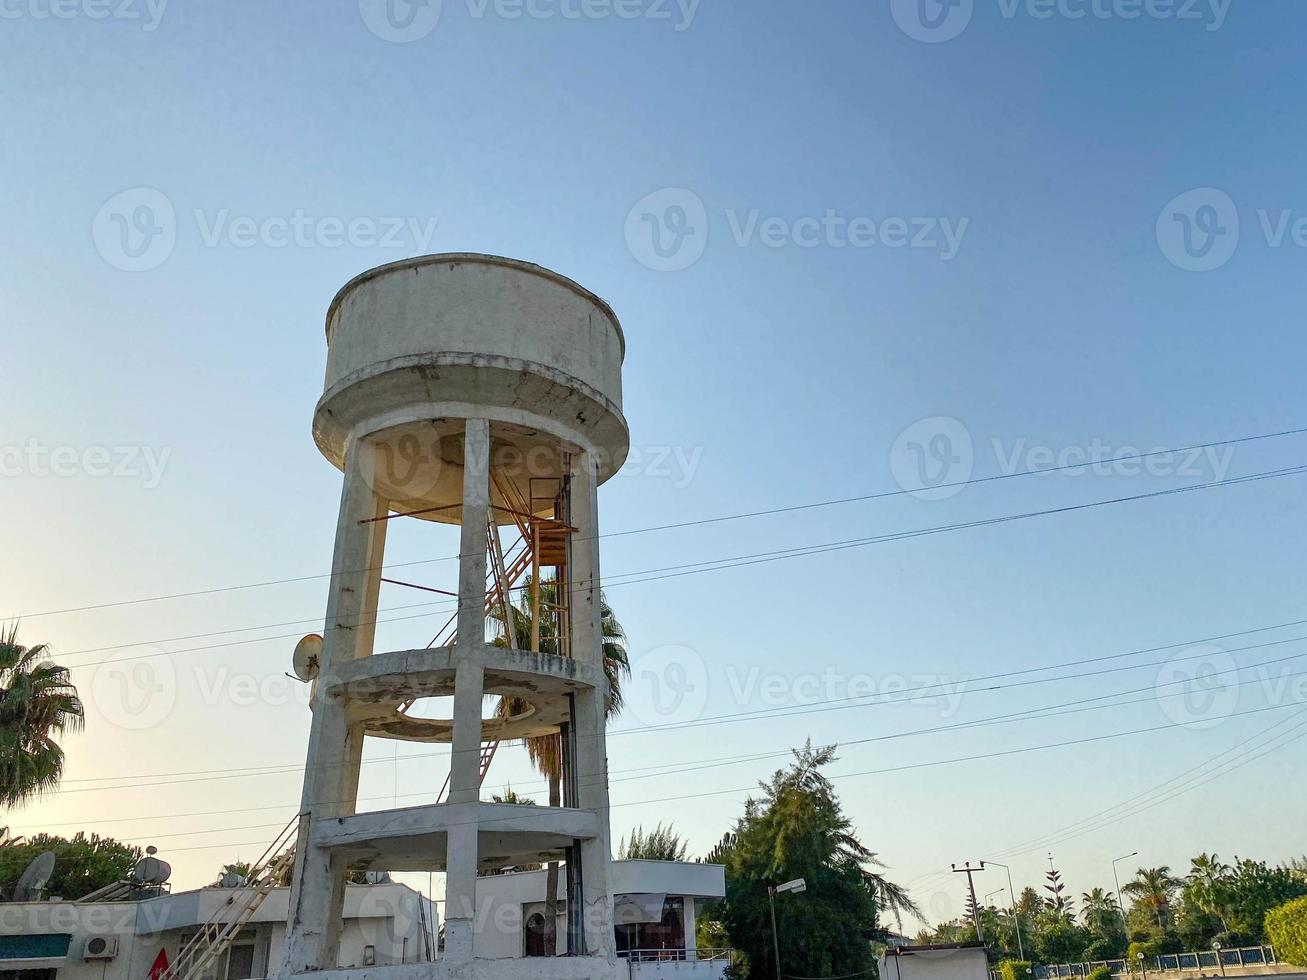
left=282, top=254, right=629, bottom=977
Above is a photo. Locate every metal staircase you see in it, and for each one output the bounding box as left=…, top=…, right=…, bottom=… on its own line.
left=166, top=816, right=299, bottom=980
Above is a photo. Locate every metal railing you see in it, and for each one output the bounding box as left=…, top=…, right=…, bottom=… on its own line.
left=620, top=948, right=736, bottom=963
left=1031, top=946, right=1279, bottom=979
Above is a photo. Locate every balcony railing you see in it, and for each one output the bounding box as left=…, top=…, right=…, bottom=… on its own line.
left=620, top=948, right=735, bottom=963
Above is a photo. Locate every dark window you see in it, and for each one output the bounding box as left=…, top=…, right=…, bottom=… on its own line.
left=524, top=912, right=554, bottom=957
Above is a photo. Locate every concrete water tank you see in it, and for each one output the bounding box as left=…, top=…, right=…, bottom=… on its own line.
left=313, top=253, right=630, bottom=523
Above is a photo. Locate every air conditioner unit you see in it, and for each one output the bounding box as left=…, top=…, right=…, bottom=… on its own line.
left=83, top=936, right=119, bottom=960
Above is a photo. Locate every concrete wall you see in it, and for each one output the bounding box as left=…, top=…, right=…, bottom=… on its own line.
left=880, top=946, right=991, bottom=980
left=0, top=884, right=434, bottom=980
left=472, top=860, right=725, bottom=960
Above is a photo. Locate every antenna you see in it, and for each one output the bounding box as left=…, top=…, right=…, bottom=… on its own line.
left=292, top=634, right=323, bottom=682
left=13, top=851, right=56, bottom=901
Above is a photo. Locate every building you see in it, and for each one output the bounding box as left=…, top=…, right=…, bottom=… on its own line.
left=0, top=883, right=433, bottom=980
left=0, top=861, right=728, bottom=980
left=474, top=859, right=727, bottom=971
left=879, top=942, right=991, bottom=980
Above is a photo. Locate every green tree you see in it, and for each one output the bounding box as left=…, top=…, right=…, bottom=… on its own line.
left=492, top=576, right=630, bottom=953
left=1221, top=858, right=1307, bottom=939
left=1081, top=888, right=1120, bottom=938
left=1184, top=853, right=1233, bottom=932
left=702, top=743, right=919, bottom=980
left=1265, top=896, right=1307, bottom=967
left=0, top=833, right=139, bottom=900
left=618, top=823, right=690, bottom=861
left=1045, top=862, right=1074, bottom=918
left=0, top=625, right=84, bottom=807
left=1124, top=867, right=1182, bottom=932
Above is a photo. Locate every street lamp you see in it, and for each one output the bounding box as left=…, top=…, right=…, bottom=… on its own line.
left=1111, top=852, right=1138, bottom=941
left=1213, top=940, right=1226, bottom=977
left=769, top=878, right=807, bottom=980
left=982, top=859, right=1025, bottom=962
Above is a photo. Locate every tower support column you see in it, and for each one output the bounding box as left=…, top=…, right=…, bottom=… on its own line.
left=284, top=437, right=388, bottom=973
left=444, top=418, right=491, bottom=965
left=568, top=451, right=617, bottom=960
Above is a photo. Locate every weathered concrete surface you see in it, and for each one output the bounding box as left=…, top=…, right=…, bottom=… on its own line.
left=283, top=256, right=628, bottom=979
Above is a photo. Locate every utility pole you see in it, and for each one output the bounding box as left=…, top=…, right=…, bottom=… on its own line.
left=952, top=862, right=986, bottom=942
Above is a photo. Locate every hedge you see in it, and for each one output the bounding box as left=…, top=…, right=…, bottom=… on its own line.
left=999, top=960, right=1033, bottom=980
left=1266, top=896, right=1307, bottom=967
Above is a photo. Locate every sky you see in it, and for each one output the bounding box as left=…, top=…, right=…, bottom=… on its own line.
left=3, top=0, right=1307, bottom=931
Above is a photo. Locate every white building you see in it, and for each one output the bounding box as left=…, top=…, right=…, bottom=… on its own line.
left=0, top=884, right=433, bottom=980
left=879, top=942, right=992, bottom=980
left=0, top=860, right=728, bottom=980
left=474, top=859, right=727, bottom=969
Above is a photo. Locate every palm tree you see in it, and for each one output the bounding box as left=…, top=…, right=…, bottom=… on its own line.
left=492, top=575, right=630, bottom=954
left=1186, top=853, right=1233, bottom=932
left=1123, top=866, right=1182, bottom=932
left=1081, top=887, right=1120, bottom=938
left=0, top=625, right=84, bottom=807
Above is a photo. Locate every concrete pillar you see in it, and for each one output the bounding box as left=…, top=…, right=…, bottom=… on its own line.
left=568, top=451, right=617, bottom=960
left=284, top=436, right=388, bottom=974
left=444, top=419, right=490, bottom=966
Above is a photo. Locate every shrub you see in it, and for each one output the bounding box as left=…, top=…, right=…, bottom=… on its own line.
left=1083, top=939, right=1123, bottom=962
left=1266, top=896, right=1307, bottom=967
left=999, top=960, right=1033, bottom=980
left=1087, top=966, right=1113, bottom=980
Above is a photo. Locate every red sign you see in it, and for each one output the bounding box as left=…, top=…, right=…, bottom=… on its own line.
left=148, top=948, right=170, bottom=980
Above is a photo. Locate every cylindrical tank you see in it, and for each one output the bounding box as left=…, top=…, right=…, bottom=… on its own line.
left=134, top=854, right=171, bottom=885
left=313, top=253, right=630, bottom=524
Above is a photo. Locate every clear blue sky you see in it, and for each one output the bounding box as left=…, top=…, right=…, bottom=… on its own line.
left=3, top=0, right=1306, bottom=926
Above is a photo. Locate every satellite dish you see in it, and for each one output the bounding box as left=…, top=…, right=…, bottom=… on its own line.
left=292, top=634, right=324, bottom=682
left=134, top=846, right=171, bottom=886
left=13, top=851, right=56, bottom=901
left=365, top=870, right=392, bottom=885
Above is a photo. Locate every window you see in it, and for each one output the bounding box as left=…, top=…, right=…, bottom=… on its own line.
left=524, top=912, right=554, bottom=958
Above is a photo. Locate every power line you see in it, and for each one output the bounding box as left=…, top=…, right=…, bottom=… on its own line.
left=43, top=621, right=1307, bottom=790
left=41, top=463, right=1307, bottom=675
left=118, top=698, right=1307, bottom=856
left=14, top=425, right=1307, bottom=620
